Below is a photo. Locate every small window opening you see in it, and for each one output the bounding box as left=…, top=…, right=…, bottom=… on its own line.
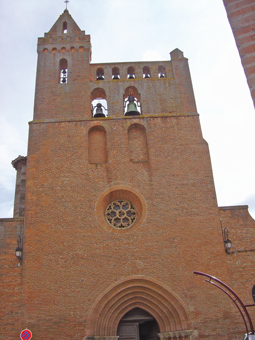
left=158, top=65, right=166, bottom=78
left=112, top=67, right=120, bottom=80
left=59, top=58, right=68, bottom=84
left=252, top=285, right=255, bottom=303
left=91, top=98, right=108, bottom=118
left=143, top=66, right=151, bottom=78
left=96, top=68, right=105, bottom=80
left=63, top=22, right=67, bottom=34
left=127, top=66, right=135, bottom=79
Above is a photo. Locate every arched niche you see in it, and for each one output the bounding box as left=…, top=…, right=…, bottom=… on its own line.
left=88, top=126, right=107, bottom=164
left=128, top=124, right=148, bottom=162
left=91, top=88, right=108, bottom=118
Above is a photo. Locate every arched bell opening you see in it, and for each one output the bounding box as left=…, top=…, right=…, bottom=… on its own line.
left=124, top=86, right=141, bottom=116
left=127, top=66, right=135, bottom=79
left=158, top=66, right=166, bottom=78
left=59, top=58, right=68, bottom=84
left=112, top=67, right=120, bottom=80
left=96, top=67, right=105, bottom=80
left=117, top=308, right=160, bottom=340
left=143, top=66, right=151, bottom=79
left=91, top=88, right=108, bottom=118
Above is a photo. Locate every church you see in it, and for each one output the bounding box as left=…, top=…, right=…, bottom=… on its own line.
left=1, top=9, right=255, bottom=340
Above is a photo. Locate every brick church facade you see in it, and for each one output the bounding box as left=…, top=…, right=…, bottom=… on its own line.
left=1, top=9, right=255, bottom=340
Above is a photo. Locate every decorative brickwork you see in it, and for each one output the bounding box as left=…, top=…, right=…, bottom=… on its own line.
left=86, top=277, right=190, bottom=336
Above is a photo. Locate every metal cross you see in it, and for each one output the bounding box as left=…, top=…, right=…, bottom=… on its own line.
left=64, top=0, right=69, bottom=9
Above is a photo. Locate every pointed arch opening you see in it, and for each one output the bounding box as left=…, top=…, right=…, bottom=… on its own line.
left=59, top=58, right=68, bottom=84
left=86, top=277, right=191, bottom=337
left=91, top=88, right=108, bottom=118
left=118, top=308, right=160, bottom=340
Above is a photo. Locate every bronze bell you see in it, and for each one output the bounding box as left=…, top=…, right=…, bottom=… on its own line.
left=97, top=73, right=104, bottom=80
left=125, top=95, right=140, bottom=116
left=113, top=73, right=120, bottom=79
left=94, top=103, right=106, bottom=118
left=159, top=72, right=165, bottom=78
left=144, top=73, right=150, bottom=78
left=128, top=73, right=135, bottom=79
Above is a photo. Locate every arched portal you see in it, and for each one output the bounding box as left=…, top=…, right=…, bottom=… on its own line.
left=117, top=308, right=160, bottom=340
left=85, top=277, right=192, bottom=337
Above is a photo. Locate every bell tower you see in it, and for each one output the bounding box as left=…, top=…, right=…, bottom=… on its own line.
left=34, top=9, right=91, bottom=120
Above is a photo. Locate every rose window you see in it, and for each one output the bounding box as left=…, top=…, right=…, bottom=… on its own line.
left=105, top=199, right=138, bottom=229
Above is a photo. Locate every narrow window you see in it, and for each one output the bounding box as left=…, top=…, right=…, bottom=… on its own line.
left=252, top=286, right=255, bottom=303
left=158, top=65, right=166, bottom=78
left=127, top=66, right=135, bottom=79
left=143, top=66, right=150, bottom=78
left=63, top=22, right=67, bottom=33
left=59, top=58, right=68, bottom=84
left=112, top=67, right=120, bottom=80
left=96, top=68, right=105, bottom=80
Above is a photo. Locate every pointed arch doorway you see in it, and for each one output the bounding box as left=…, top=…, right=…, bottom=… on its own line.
left=117, top=308, right=160, bottom=340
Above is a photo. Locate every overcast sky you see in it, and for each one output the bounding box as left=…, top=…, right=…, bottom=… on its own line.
left=0, top=0, right=255, bottom=219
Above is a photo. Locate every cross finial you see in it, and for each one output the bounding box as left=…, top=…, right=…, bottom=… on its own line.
left=64, top=0, right=69, bottom=9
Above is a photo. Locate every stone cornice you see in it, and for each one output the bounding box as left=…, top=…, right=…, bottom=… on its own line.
left=11, top=155, right=27, bottom=170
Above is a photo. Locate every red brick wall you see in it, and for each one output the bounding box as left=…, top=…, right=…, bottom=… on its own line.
left=0, top=218, right=23, bottom=339
left=219, top=206, right=255, bottom=332
left=223, top=0, right=255, bottom=107
left=18, top=114, right=242, bottom=339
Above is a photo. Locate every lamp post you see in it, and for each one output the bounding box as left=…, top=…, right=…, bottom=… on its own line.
left=15, top=236, right=22, bottom=267
left=222, top=227, right=232, bottom=253
left=194, top=271, right=255, bottom=338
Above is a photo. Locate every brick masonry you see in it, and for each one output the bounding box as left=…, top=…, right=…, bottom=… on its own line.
left=0, top=9, right=255, bottom=340
left=223, top=0, right=255, bottom=107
